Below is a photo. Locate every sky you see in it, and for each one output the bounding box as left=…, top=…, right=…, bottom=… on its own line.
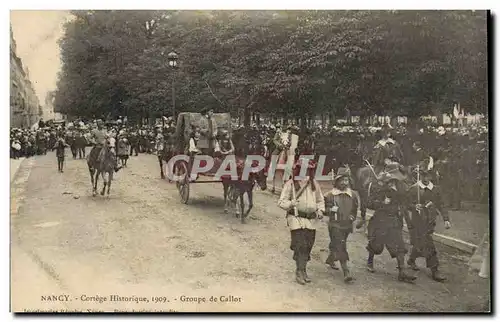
left=10, top=10, right=72, bottom=105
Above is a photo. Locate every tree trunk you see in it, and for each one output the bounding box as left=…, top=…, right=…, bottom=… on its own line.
left=359, top=115, right=366, bottom=126
left=329, top=112, right=336, bottom=126
left=243, top=107, right=251, bottom=128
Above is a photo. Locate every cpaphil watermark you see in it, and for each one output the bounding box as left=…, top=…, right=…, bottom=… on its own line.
left=161, top=155, right=334, bottom=182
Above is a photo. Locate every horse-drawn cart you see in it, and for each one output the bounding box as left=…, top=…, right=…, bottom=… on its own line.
left=170, top=112, right=267, bottom=223
left=172, top=112, right=233, bottom=204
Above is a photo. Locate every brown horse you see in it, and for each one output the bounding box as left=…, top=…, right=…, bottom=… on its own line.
left=87, top=140, right=116, bottom=197
left=222, top=161, right=268, bottom=224
left=158, top=136, right=176, bottom=180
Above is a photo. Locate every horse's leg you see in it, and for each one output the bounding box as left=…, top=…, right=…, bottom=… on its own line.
left=100, top=171, right=106, bottom=196
left=223, top=182, right=229, bottom=213
left=239, top=192, right=246, bottom=223
left=107, top=172, right=112, bottom=196
left=89, top=167, right=96, bottom=196
left=94, top=170, right=100, bottom=196
left=159, top=156, right=165, bottom=179
left=233, top=186, right=241, bottom=218
left=245, top=187, right=253, bottom=218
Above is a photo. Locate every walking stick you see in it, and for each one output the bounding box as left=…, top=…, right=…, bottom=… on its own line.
left=417, top=164, right=421, bottom=214
left=365, top=159, right=380, bottom=180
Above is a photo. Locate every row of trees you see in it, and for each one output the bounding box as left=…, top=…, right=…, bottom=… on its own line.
left=54, top=10, right=487, bottom=126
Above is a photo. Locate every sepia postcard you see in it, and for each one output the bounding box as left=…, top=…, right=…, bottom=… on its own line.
left=9, top=9, right=490, bottom=313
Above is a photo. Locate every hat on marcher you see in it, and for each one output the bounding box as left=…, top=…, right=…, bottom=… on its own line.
left=418, top=167, right=434, bottom=177
left=380, top=163, right=406, bottom=182
left=333, top=167, right=351, bottom=182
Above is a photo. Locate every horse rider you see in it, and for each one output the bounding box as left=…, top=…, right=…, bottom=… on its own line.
left=406, top=169, right=451, bottom=282
left=372, top=125, right=405, bottom=175
left=365, top=171, right=417, bottom=283
left=89, top=119, right=121, bottom=172
left=323, top=167, right=359, bottom=283
left=272, top=124, right=292, bottom=159
left=278, top=159, right=325, bottom=285
left=272, top=123, right=287, bottom=153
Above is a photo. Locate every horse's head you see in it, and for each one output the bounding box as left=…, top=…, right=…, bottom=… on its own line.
left=253, top=168, right=268, bottom=191
left=106, top=137, right=116, bottom=154
left=241, top=158, right=268, bottom=191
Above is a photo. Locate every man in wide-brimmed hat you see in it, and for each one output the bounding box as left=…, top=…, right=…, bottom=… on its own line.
left=365, top=171, right=416, bottom=283
left=323, top=167, right=359, bottom=283
left=406, top=169, right=451, bottom=282
left=278, top=159, right=325, bottom=285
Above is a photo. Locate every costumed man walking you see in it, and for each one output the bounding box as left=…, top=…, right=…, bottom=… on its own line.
left=324, top=167, right=359, bottom=283
left=278, top=159, right=325, bottom=285
left=406, top=169, right=451, bottom=282
left=365, top=171, right=416, bottom=283
left=53, top=134, right=69, bottom=173
left=129, top=129, right=139, bottom=156
left=117, top=130, right=130, bottom=168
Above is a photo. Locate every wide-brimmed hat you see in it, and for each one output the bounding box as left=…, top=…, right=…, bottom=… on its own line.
left=380, top=164, right=406, bottom=182
left=333, top=167, right=351, bottom=182
left=417, top=168, right=434, bottom=177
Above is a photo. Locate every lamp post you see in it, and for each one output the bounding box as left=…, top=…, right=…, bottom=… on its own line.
left=167, top=51, right=178, bottom=123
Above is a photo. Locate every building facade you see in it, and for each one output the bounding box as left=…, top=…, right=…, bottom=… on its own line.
left=10, top=26, right=41, bottom=128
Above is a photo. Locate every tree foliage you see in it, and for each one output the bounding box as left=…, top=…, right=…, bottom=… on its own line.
left=54, top=10, right=488, bottom=122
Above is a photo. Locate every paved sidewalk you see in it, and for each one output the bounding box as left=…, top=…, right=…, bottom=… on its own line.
left=267, top=171, right=489, bottom=253
left=10, top=157, right=25, bottom=183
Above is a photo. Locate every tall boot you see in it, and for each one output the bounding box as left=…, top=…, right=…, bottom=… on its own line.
left=303, top=259, right=311, bottom=283
left=295, top=259, right=306, bottom=285
left=431, top=267, right=446, bottom=282
left=325, top=254, right=339, bottom=270
left=367, top=252, right=375, bottom=272
left=397, top=255, right=417, bottom=283
left=407, top=253, right=420, bottom=271
left=340, top=260, right=353, bottom=283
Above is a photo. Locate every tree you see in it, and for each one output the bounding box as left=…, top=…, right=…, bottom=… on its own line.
left=54, top=10, right=488, bottom=125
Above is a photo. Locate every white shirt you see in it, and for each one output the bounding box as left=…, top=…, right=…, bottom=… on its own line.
left=417, top=181, right=434, bottom=190
left=278, top=179, right=325, bottom=231
left=377, top=138, right=396, bottom=147
left=189, top=138, right=200, bottom=153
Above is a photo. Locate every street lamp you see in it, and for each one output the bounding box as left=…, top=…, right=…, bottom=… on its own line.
left=167, top=51, right=178, bottom=122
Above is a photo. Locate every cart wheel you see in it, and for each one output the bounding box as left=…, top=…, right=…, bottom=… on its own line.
left=175, top=162, right=190, bottom=204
